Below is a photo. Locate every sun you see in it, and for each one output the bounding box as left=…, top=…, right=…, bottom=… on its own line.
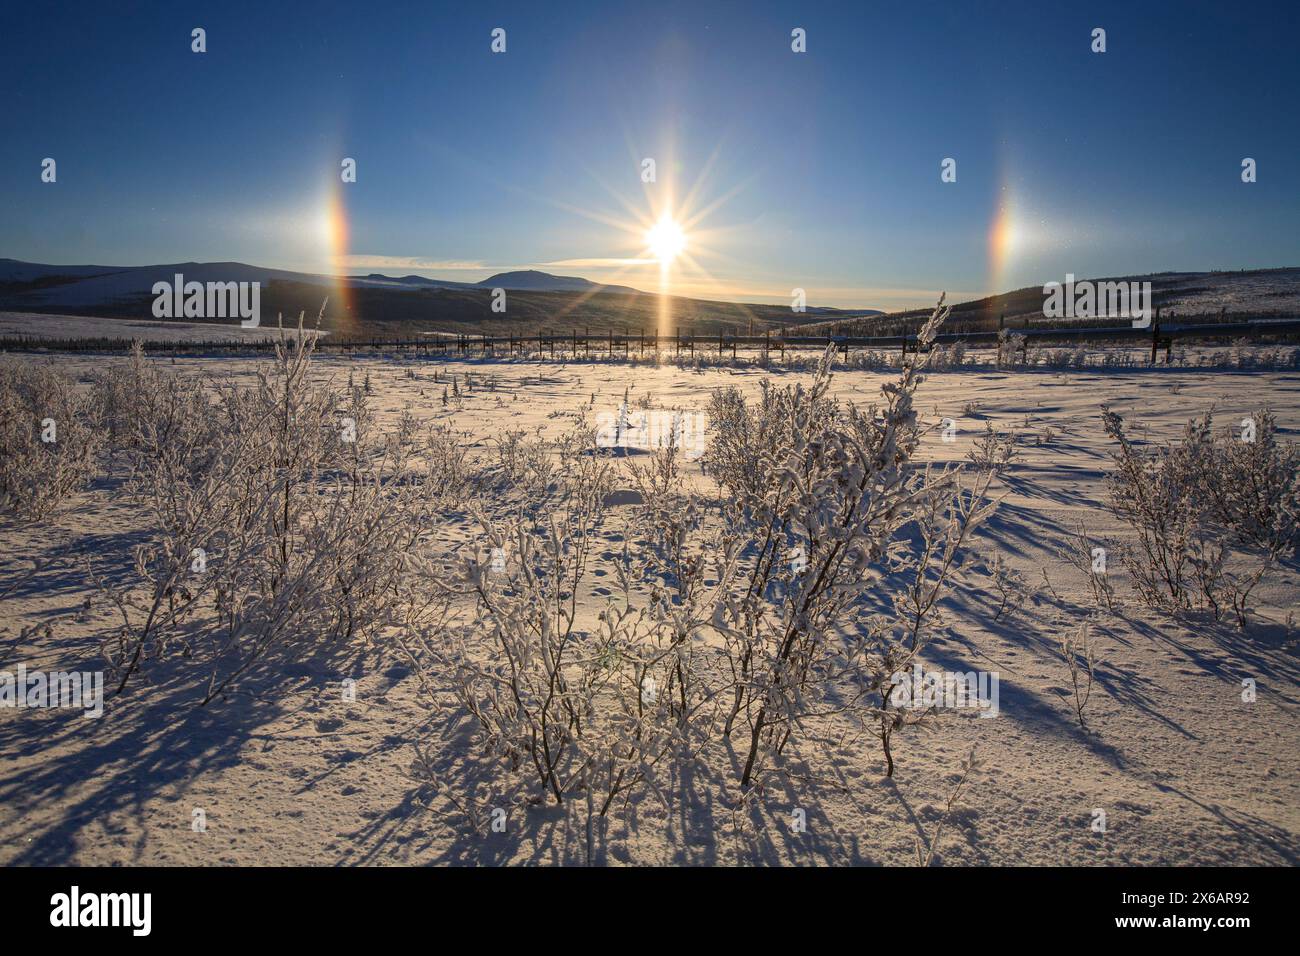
left=645, top=214, right=687, bottom=263
left=532, top=146, right=748, bottom=334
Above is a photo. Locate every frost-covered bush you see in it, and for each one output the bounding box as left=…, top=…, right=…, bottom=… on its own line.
left=1102, top=410, right=1216, bottom=612
left=926, top=340, right=968, bottom=370
left=399, top=294, right=994, bottom=849
left=705, top=297, right=995, bottom=783
left=966, top=422, right=1018, bottom=473
left=1056, top=519, right=1117, bottom=612
left=1059, top=622, right=1100, bottom=730
left=91, top=341, right=224, bottom=483
left=1197, top=410, right=1299, bottom=558
left=703, top=372, right=837, bottom=507
left=398, top=443, right=720, bottom=858
left=422, top=422, right=474, bottom=497
left=998, top=329, right=1027, bottom=366
left=1102, top=407, right=1297, bottom=626
left=0, top=359, right=105, bottom=519
left=1037, top=345, right=1090, bottom=369
left=489, top=426, right=554, bottom=499
left=96, top=321, right=436, bottom=701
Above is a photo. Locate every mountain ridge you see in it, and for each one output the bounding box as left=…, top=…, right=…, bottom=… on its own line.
left=0, top=257, right=876, bottom=337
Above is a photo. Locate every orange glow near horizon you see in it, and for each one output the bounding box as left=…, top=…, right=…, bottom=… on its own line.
left=988, top=197, right=1015, bottom=297
left=325, top=182, right=353, bottom=327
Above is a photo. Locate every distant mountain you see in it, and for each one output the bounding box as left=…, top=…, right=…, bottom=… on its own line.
left=477, top=270, right=641, bottom=294
left=359, top=273, right=477, bottom=289
left=0, top=258, right=875, bottom=337
left=0, top=260, right=121, bottom=283
left=788, top=267, right=1300, bottom=338
left=0, top=259, right=343, bottom=309
left=0, top=259, right=637, bottom=305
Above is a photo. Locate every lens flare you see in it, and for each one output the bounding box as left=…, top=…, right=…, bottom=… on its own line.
left=646, top=215, right=686, bottom=263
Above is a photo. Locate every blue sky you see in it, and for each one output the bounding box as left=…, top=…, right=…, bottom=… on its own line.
left=1, top=0, right=1296, bottom=309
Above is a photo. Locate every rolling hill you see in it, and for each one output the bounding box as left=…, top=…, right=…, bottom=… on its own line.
left=0, top=258, right=865, bottom=337
left=788, top=268, right=1300, bottom=337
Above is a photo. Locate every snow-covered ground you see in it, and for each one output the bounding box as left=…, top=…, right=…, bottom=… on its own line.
left=1, top=350, right=1297, bottom=865
left=1155, top=269, right=1300, bottom=316
left=0, top=311, right=326, bottom=343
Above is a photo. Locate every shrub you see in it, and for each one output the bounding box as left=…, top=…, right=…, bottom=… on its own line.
left=0, top=360, right=105, bottom=519
left=966, top=422, right=1018, bottom=473
left=1059, top=621, right=1100, bottom=729
left=399, top=293, right=995, bottom=852
left=94, top=320, right=437, bottom=701
left=702, top=373, right=835, bottom=507
left=1056, top=519, right=1118, bottom=612
left=705, top=297, right=996, bottom=783
left=1102, top=407, right=1297, bottom=626
left=396, top=440, right=719, bottom=860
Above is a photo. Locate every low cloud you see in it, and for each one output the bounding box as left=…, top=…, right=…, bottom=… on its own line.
left=538, top=257, right=659, bottom=268
left=334, top=254, right=489, bottom=271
